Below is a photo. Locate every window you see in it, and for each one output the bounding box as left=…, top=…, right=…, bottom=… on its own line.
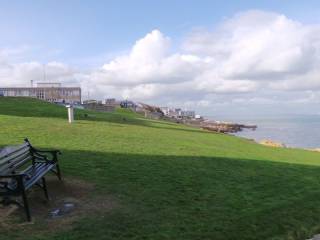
left=36, top=90, right=45, bottom=99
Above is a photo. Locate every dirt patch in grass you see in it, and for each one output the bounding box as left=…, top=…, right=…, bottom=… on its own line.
left=0, top=176, right=117, bottom=234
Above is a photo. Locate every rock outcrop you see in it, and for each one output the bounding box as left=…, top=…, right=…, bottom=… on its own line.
left=259, top=139, right=286, bottom=148
left=201, top=122, right=257, bottom=133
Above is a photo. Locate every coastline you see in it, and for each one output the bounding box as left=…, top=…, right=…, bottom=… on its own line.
left=151, top=110, right=320, bottom=150
left=210, top=114, right=320, bottom=150
left=233, top=134, right=320, bottom=152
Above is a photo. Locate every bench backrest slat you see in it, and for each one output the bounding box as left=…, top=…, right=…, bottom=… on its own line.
left=0, top=155, right=33, bottom=174
left=0, top=143, right=29, bottom=158
left=0, top=143, right=32, bottom=174
left=0, top=145, right=30, bottom=166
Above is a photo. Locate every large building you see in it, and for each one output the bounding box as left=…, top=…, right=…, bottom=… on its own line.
left=0, top=82, right=81, bottom=104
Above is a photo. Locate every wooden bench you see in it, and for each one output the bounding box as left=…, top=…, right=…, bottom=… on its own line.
left=0, top=138, right=62, bottom=221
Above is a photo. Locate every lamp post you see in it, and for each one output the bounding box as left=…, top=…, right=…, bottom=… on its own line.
left=66, top=105, right=74, bottom=123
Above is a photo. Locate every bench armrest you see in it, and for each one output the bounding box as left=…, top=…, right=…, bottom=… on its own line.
left=24, top=138, right=61, bottom=155
left=34, top=149, right=61, bottom=155
left=33, top=149, right=61, bottom=163
left=23, top=139, right=61, bottom=163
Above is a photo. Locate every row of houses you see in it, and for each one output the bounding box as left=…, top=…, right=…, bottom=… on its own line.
left=82, top=98, right=139, bottom=112
left=0, top=83, right=201, bottom=120
left=160, top=107, right=200, bottom=119
left=0, top=82, right=137, bottom=113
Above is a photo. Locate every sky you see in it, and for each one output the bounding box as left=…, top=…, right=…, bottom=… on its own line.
left=1, top=0, right=320, bottom=117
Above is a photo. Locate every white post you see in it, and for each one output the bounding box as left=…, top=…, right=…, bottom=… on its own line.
left=66, top=105, right=74, bottom=123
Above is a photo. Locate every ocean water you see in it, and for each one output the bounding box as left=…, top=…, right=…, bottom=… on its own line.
left=208, top=114, right=320, bottom=149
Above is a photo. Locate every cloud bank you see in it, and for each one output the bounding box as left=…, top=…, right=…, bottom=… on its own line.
left=1, top=10, right=320, bottom=114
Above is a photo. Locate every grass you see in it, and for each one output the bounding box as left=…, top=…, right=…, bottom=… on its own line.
left=1, top=97, right=320, bottom=240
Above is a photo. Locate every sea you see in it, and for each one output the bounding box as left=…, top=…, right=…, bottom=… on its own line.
left=207, top=114, right=320, bottom=149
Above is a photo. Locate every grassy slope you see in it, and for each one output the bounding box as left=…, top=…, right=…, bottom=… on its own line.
left=1, top=97, right=320, bottom=240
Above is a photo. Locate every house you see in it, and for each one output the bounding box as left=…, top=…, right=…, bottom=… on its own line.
left=82, top=100, right=115, bottom=112
left=181, top=110, right=195, bottom=118
left=83, top=99, right=98, bottom=104
left=120, top=100, right=136, bottom=109
left=160, top=107, right=196, bottom=119
left=105, top=98, right=121, bottom=107
left=160, top=107, right=171, bottom=116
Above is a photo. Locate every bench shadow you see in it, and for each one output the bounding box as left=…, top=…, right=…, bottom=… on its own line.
left=40, top=150, right=320, bottom=240
left=2, top=148, right=320, bottom=239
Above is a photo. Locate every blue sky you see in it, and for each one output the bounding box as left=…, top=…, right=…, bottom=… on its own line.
left=1, top=0, right=320, bottom=63
left=1, top=1, right=320, bottom=116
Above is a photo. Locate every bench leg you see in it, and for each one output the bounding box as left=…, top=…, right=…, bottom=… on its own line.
left=56, top=164, right=62, bottom=181
left=42, top=177, right=49, bottom=200
left=21, top=189, right=31, bottom=222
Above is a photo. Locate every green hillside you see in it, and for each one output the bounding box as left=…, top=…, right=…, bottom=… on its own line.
left=1, top=97, right=320, bottom=240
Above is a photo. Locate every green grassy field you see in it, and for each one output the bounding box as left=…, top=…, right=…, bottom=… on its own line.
left=1, top=97, right=320, bottom=240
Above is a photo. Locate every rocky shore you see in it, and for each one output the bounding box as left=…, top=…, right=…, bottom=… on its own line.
left=200, top=121, right=257, bottom=133
left=259, top=139, right=286, bottom=148
left=138, top=103, right=320, bottom=151
left=137, top=102, right=258, bottom=134
left=256, top=140, right=320, bottom=152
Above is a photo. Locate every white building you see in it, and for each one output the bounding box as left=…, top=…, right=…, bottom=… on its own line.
left=181, top=110, right=195, bottom=118
left=161, top=107, right=196, bottom=119
left=0, top=82, right=81, bottom=104
left=160, top=107, right=170, bottom=116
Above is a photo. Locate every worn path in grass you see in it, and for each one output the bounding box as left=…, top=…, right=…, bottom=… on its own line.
left=1, top=97, right=320, bottom=240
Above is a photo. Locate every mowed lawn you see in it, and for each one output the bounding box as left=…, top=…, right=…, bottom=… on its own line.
left=1, top=97, right=320, bottom=240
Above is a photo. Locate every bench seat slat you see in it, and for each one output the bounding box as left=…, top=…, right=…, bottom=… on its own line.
left=7, top=162, right=56, bottom=191
left=23, top=163, right=55, bottom=190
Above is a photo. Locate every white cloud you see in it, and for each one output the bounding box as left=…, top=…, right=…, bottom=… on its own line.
left=91, top=30, right=206, bottom=88
left=90, top=10, right=320, bottom=105
left=184, top=10, right=320, bottom=84
left=0, top=59, right=78, bottom=87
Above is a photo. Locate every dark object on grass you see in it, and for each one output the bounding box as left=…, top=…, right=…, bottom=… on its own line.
left=0, top=138, right=62, bottom=221
left=49, top=202, right=76, bottom=218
